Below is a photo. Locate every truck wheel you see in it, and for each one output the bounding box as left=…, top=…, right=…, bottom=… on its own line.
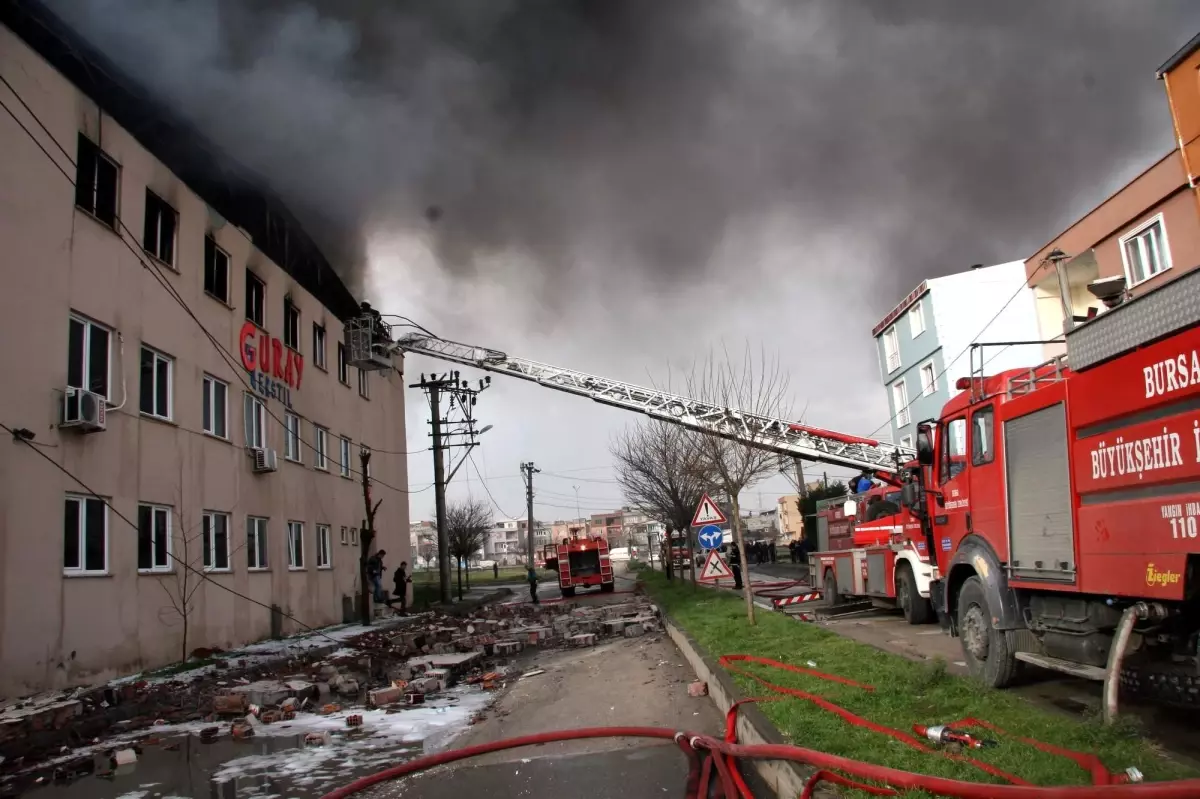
left=561, top=586, right=576, bottom=598
left=823, top=570, right=843, bottom=607
left=956, top=576, right=1019, bottom=688
left=897, top=563, right=932, bottom=625
left=600, top=582, right=615, bottom=593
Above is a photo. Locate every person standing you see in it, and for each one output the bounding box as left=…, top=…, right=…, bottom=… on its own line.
left=527, top=565, right=540, bottom=604
left=769, top=541, right=777, bottom=564
left=663, top=525, right=675, bottom=581
left=367, top=549, right=386, bottom=604
left=728, top=544, right=743, bottom=590
left=391, top=561, right=411, bottom=615
left=493, top=562, right=499, bottom=580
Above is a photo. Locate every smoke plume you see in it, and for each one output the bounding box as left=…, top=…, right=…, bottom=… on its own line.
left=43, top=0, right=1199, bottom=308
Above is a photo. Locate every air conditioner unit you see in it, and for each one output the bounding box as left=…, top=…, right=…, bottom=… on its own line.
left=252, top=447, right=278, bottom=473
left=61, top=388, right=107, bottom=432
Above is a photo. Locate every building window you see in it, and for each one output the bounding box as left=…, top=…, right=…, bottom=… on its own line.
left=314, top=426, right=329, bottom=470
left=340, top=437, right=352, bottom=478
left=247, top=516, right=268, bottom=570
left=202, top=511, right=231, bottom=570
left=204, top=237, right=230, bottom=303
left=313, top=324, right=327, bottom=370
left=287, top=521, right=305, bottom=569
left=363, top=445, right=372, bottom=478
left=883, top=326, right=900, bottom=373
left=139, top=346, right=173, bottom=420
left=244, top=393, right=266, bottom=449
left=245, top=271, right=265, bottom=327
left=340, top=525, right=348, bottom=545
left=64, top=495, right=107, bottom=574
left=284, top=412, right=301, bottom=461
left=202, top=375, right=228, bottom=439
left=349, top=527, right=359, bottom=546
left=74, top=133, right=118, bottom=228
left=283, top=299, right=300, bottom=350
left=908, top=301, right=925, bottom=337
left=899, top=435, right=913, bottom=449
left=67, top=314, right=111, bottom=403
left=919, top=361, right=937, bottom=397
left=143, top=190, right=177, bottom=266
left=358, top=368, right=370, bottom=399
left=892, top=379, right=910, bottom=426
left=1120, top=214, right=1171, bottom=286
left=337, top=343, right=349, bottom=385
left=137, top=503, right=172, bottom=572
left=316, top=524, right=332, bottom=568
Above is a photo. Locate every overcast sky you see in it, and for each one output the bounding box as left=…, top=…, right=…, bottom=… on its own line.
left=51, top=0, right=1200, bottom=523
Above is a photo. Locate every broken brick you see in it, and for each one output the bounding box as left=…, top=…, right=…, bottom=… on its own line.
left=688, top=681, right=709, bottom=698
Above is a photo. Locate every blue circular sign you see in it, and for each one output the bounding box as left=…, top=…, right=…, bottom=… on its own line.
left=698, top=524, right=723, bottom=550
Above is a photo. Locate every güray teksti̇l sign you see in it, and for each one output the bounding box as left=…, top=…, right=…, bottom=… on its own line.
left=240, top=321, right=303, bottom=408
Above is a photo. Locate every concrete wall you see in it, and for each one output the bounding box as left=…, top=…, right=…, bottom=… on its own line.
left=0, top=25, right=409, bottom=696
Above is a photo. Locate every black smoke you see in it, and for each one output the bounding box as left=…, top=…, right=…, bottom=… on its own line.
left=44, top=0, right=1200, bottom=308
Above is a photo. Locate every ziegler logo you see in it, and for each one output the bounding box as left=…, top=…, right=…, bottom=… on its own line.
left=1145, top=563, right=1182, bottom=588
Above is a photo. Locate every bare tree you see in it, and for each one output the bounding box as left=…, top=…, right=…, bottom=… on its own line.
left=360, top=445, right=382, bottom=625
left=611, top=419, right=716, bottom=582
left=446, top=499, right=491, bottom=600
left=686, top=345, right=794, bottom=624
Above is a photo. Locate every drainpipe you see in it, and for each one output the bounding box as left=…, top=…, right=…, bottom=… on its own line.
left=1103, top=601, right=1167, bottom=725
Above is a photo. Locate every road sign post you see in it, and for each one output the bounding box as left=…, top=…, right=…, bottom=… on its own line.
left=691, top=494, right=728, bottom=528
left=698, top=550, right=733, bottom=582
left=697, top=524, right=723, bottom=551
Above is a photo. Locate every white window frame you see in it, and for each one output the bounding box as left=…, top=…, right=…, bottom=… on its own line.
left=316, top=524, right=332, bottom=569
left=314, top=426, right=329, bottom=470
left=883, top=325, right=900, bottom=373
left=139, top=346, right=174, bottom=421
left=245, top=271, right=266, bottom=328
left=341, top=525, right=349, bottom=545
left=313, top=324, right=327, bottom=370
left=358, top=367, right=370, bottom=399
left=283, top=300, right=300, bottom=351
left=349, top=527, right=359, bottom=546
left=287, top=521, right=305, bottom=569
left=137, top=503, right=172, bottom=573
left=68, top=313, right=112, bottom=400
left=244, top=393, right=266, bottom=449
left=202, top=374, right=229, bottom=439
left=340, top=437, right=352, bottom=478
left=908, top=301, right=925, bottom=337
left=899, top=435, right=913, bottom=449
left=1119, top=213, right=1172, bottom=287
left=919, top=360, right=937, bottom=397
left=202, top=511, right=231, bottom=572
left=64, top=494, right=109, bottom=575
left=337, top=342, right=350, bottom=385
left=893, top=379, right=911, bottom=427
left=75, top=133, right=120, bottom=228
left=247, top=516, right=269, bottom=570
left=143, top=190, right=177, bottom=266
left=284, top=412, right=302, bottom=462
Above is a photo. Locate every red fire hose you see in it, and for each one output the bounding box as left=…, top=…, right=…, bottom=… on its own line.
left=320, top=655, right=1200, bottom=799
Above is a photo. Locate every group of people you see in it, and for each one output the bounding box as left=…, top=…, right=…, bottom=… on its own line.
left=743, top=540, right=777, bottom=564
left=365, top=549, right=411, bottom=614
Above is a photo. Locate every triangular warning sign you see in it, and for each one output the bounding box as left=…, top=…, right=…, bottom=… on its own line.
left=698, top=550, right=733, bottom=582
left=691, top=493, right=728, bottom=527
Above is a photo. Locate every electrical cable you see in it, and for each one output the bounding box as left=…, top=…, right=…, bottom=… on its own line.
left=0, top=77, right=421, bottom=497
left=468, top=451, right=517, bottom=520
left=1, top=421, right=356, bottom=650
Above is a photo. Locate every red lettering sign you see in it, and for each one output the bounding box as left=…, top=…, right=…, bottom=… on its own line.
left=238, top=320, right=304, bottom=391
left=239, top=321, right=257, bottom=371
left=1073, top=408, right=1200, bottom=494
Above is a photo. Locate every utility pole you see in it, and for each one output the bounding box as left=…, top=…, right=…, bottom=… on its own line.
left=521, top=462, right=540, bottom=568
left=793, top=456, right=807, bottom=500
left=411, top=371, right=493, bottom=605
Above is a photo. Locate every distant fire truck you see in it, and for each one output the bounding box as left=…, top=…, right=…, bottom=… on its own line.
left=542, top=536, right=615, bottom=598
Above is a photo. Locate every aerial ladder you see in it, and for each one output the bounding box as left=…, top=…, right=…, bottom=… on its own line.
left=344, top=315, right=914, bottom=476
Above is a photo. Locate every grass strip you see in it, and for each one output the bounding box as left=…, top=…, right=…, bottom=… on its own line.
left=410, top=566, right=529, bottom=586
left=639, top=569, right=1194, bottom=799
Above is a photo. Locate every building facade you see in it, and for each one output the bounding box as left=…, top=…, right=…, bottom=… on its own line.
left=0, top=3, right=409, bottom=696
left=409, top=521, right=437, bottom=568
left=776, top=495, right=804, bottom=541
left=873, top=261, right=1042, bottom=446
left=1024, top=39, right=1200, bottom=354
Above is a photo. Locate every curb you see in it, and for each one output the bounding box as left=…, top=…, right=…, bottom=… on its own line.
left=440, top=586, right=514, bottom=617
left=661, top=613, right=824, bottom=799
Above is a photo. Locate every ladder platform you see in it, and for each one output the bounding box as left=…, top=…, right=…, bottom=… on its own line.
left=1015, top=652, right=1107, bottom=681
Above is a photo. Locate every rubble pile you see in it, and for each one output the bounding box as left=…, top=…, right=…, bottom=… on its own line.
left=0, top=595, right=662, bottom=791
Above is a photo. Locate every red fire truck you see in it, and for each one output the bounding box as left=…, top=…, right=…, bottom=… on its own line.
left=542, top=536, right=616, bottom=598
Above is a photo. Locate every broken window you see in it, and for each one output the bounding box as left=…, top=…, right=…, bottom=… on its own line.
left=204, top=237, right=230, bottom=303
left=75, top=133, right=119, bottom=228
left=245, top=271, right=265, bottom=327
left=313, top=323, right=327, bottom=369
left=283, top=300, right=300, bottom=350
left=143, top=190, right=177, bottom=265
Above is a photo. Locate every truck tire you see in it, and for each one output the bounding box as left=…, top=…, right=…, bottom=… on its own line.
left=823, top=569, right=843, bottom=607
left=600, top=582, right=615, bottom=593
left=896, top=562, right=932, bottom=625
left=561, top=586, right=576, bottom=598
left=956, top=576, right=1019, bottom=688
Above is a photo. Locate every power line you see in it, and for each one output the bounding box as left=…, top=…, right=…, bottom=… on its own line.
left=468, top=451, right=517, bottom=520
left=0, top=76, right=421, bottom=496
left=1, top=421, right=350, bottom=650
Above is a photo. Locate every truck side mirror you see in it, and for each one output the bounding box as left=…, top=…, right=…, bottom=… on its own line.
left=842, top=500, right=858, bottom=518
left=916, top=426, right=934, bottom=465
left=900, top=482, right=919, bottom=508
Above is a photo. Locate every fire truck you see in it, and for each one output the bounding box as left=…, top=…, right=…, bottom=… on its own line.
left=347, top=271, right=1200, bottom=708
left=542, top=535, right=616, bottom=597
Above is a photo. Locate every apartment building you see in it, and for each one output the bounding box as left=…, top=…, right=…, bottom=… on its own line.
left=409, top=521, right=437, bottom=567
left=873, top=262, right=1042, bottom=447
left=776, top=495, right=804, bottom=541
left=1024, top=37, right=1200, bottom=355
left=0, top=2, right=408, bottom=696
